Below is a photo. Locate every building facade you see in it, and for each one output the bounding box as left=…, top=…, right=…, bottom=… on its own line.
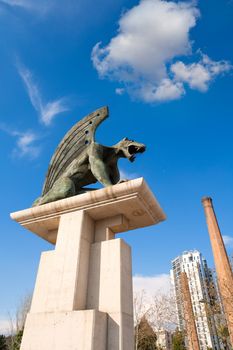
left=171, top=250, right=221, bottom=350
left=156, top=330, right=173, bottom=350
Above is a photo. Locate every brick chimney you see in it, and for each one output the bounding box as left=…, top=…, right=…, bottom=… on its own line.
left=202, top=197, right=233, bottom=347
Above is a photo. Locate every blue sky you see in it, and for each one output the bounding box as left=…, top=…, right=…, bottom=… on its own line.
left=0, top=0, right=233, bottom=333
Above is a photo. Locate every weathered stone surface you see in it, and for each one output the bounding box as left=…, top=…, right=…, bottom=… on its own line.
left=11, top=178, right=166, bottom=244
left=21, top=310, right=107, bottom=350
left=11, top=179, right=166, bottom=350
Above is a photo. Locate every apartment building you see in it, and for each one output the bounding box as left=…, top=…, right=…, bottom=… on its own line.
left=171, top=250, right=221, bottom=350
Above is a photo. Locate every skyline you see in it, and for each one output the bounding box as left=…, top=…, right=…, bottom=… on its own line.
left=0, top=0, right=233, bottom=335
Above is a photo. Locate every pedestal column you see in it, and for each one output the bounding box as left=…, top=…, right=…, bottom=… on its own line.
left=11, top=178, right=166, bottom=350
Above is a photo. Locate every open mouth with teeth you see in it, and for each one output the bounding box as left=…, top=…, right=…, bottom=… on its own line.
left=128, top=144, right=146, bottom=162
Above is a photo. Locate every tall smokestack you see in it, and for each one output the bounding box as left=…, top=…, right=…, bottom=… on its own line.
left=202, top=197, right=233, bottom=347
left=180, top=272, right=200, bottom=350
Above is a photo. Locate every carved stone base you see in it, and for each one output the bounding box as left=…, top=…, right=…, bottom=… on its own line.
left=21, top=310, right=107, bottom=350
left=11, top=178, right=166, bottom=350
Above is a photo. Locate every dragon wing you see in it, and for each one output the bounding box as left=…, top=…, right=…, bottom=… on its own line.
left=42, top=106, right=109, bottom=195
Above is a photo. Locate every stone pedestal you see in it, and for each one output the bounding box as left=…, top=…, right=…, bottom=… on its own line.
left=11, top=178, right=166, bottom=350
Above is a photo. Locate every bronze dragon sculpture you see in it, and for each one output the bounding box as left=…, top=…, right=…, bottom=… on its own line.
left=33, top=106, right=146, bottom=206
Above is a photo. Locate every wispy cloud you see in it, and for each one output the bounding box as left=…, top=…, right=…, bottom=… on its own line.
left=92, top=0, right=232, bottom=103
left=17, top=63, right=69, bottom=126
left=0, top=124, right=40, bottom=159
left=115, top=88, right=125, bottom=95
left=0, top=0, right=53, bottom=14
left=14, top=131, right=39, bottom=158
left=0, top=0, right=85, bottom=19
left=223, top=235, right=233, bottom=249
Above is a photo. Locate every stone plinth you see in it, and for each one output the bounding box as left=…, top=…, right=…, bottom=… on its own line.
left=21, top=310, right=107, bottom=350
left=11, top=178, right=166, bottom=350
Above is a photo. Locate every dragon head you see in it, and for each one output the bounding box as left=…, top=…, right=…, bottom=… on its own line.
left=115, top=137, right=146, bottom=162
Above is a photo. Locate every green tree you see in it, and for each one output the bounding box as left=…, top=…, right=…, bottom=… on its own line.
left=217, top=324, right=230, bottom=350
left=136, top=316, right=157, bottom=350
left=0, top=335, right=7, bottom=350
left=7, top=293, right=32, bottom=350
left=172, top=329, right=186, bottom=350
left=11, top=329, right=23, bottom=350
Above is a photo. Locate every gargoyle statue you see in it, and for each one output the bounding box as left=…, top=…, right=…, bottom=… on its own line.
left=33, top=106, right=146, bottom=206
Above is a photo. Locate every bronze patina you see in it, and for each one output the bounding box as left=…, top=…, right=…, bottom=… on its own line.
left=33, top=106, right=146, bottom=206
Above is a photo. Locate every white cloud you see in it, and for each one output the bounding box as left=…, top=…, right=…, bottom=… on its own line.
left=133, top=273, right=171, bottom=297
left=0, top=0, right=53, bottom=14
left=171, top=54, right=232, bottom=91
left=0, top=124, right=40, bottom=158
left=18, top=64, right=69, bottom=126
left=0, top=0, right=85, bottom=18
left=223, top=235, right=233, bottom=249
left=92, top=0, right=232, bottom=103
left=140, top=79, right=185, bottom=102
left=115, top=87, right=125, bottom=95
left=14, top=131, right=39, bottom=158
